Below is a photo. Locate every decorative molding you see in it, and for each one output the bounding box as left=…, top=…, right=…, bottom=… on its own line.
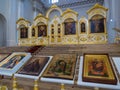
left=46, top=4, right=62, bottom=18
left=16, top=17, right=30, bottom=24
left=61, top=8, right=78, bottom=17
left=34, top=13, right=48, bottom=21
left=87, top=3, right=108, bottom=14
left=57, top=0, right=104, bottom=8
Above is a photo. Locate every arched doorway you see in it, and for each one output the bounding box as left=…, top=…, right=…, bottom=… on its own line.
left=0, top=14, right=6, bottom=46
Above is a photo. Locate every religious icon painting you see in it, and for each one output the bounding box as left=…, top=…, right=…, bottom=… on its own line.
left=80, top=22, right=86, bottom=33
left=82, top=53, right=117, bottom=85
left=32, top=28, right=35, bottom=37
left=0, top=53, right=11, bottom=63
left=90, top=15, right=105, bottom=33
left=15, top=56, right=52, bottom=79
left=64, top=22, right=76, bottom=35
left=0, top=54, right=25, bottom=69
left=42, top=54, right=77, bottom=80
left=0, top=52, right=31, bottom=76
left=38, top=25, right=47, bottom=37
left=20, top=27, right=28, bottom=38
left=64, top=18, right=76, bottom=35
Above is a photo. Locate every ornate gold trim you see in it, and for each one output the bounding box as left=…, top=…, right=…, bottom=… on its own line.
left=46, top=4, right=62, bottom=18
left=34, top=13, right=48, bottom=21
left=87, top=3, right=108, bottom=14
left=61, top=8, right=78, bottom=17
left=16, top=17, right=30, bottom=24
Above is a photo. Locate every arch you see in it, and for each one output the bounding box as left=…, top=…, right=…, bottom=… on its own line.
left=0, top=14, right=7, bottom=46
left=64, top=18, right=76, bottom=35
left=79, top=16, right=88, bottom=33
left=46, top=4, right=62, bottom=18
left=64, top=18, right=75, bottom=22
left=90, top=15, right=105, bottom=33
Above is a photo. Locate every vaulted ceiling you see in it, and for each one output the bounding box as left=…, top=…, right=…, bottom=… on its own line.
left=40, top=0, right=104, bottom=9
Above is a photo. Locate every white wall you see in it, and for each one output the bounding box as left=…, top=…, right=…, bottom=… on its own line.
left=0, top=0, right=37, bottom=46
left=0, top=0, right=8, bottom=20
left=70, top=5, right=92, bottom=19
left=0, top=0, right=9, bottom=46
left=104, top=0, right=120, bottom=43
left=0, top=15, right=6, bottom=46
left=23, top=0, right=34, bottom=22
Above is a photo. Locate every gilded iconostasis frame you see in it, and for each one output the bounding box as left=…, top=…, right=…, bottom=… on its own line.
left=16, top=4, right=108, bottom=46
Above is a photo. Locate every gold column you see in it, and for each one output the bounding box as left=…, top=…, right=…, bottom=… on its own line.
left=61, top=83, right=65, bottom=90
left=48, top=35, right=50, bottom=45
left=94, top=87, right=99, bottom=90
left=13, top=76, right=18, bottom=90
left=34, top=79, right=39, bottom=90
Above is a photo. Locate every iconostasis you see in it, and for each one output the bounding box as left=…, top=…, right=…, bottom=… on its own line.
left=17, top=3, right=108, bottom=46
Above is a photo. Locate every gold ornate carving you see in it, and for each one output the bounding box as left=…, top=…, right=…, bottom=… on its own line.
left=50, top=4, right=58, bottom=8
left=61, top=8, right=78, bottom=17
left=17, top=3, right=108, bottom=46
left=34, top=13, right=48, bottom=21
left=16, top=17, right=30, bottom=24
left=46, top=4, right=62, bottom=18
left=87, top=3, right=108, bottom=14
left=16, top=17, right=30, bottom=26
left=113, top=28, right=120, bottom=43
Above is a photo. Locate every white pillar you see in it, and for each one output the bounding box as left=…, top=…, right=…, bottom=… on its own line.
left=6, top=0, right=18, bottom=46
left=18, top=0, right=24, bottom=18
left=33, top=0, right=38, bottom=18
left=104, top=0, right=117, bottom=43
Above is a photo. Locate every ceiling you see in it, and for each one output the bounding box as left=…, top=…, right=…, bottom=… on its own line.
left=40, top=0, right=104, bottom=8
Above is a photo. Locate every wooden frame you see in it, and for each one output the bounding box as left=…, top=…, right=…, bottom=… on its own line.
left=82, top=53, right=117, bottom=85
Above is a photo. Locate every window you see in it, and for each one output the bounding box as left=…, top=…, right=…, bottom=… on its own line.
left=51, top=0, right=58, bottom=4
